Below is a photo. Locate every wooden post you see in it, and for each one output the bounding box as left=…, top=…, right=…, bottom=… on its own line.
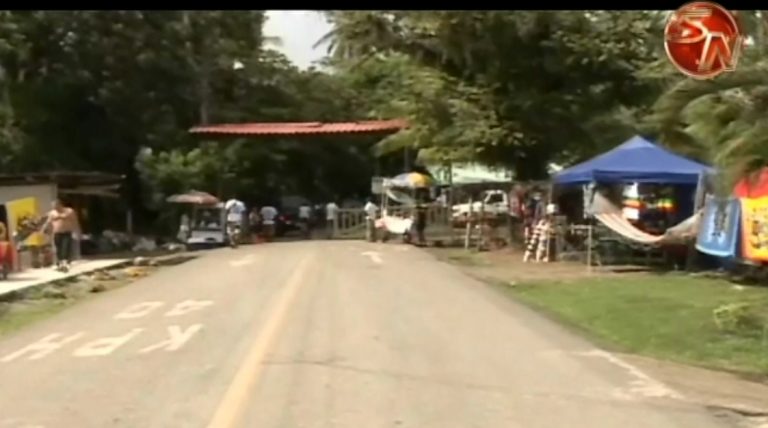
left=476, top=198, right=486, bottom=251
left=686, top=171, right=707, bottom=271
left=447, top=162, right=454, bottom=242
left=586, top=224, right=593, bottom=274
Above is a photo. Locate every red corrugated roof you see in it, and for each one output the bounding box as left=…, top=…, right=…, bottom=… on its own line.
left=189, top=119, right=408, bottom=136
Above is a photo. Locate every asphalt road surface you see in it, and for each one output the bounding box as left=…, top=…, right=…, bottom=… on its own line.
left=0, top=241, right=734, bottom=428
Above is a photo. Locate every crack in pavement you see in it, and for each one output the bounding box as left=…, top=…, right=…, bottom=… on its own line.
left=259, top=358, right=709, bottom=413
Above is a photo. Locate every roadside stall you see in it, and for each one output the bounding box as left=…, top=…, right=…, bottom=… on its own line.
left=377, top=172, right=437, bottom=243
left=551, top=135, right=710, bottom=268
left=166, top=191, right=226, bottom=249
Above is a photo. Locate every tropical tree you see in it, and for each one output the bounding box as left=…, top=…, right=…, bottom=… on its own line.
left=320, top=11, right=665, bottom=178
left=644, top=10, right=768, bottom=194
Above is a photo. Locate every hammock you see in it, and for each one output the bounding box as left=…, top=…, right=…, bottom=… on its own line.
left=590, top=193, right=701, bottom=245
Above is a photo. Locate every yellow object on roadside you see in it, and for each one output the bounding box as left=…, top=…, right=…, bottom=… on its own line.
left=123, top=266, right=148, bottom=278
left=740, top=196, right=768, bottom=262
left=6, top=197, right=43, bottom=246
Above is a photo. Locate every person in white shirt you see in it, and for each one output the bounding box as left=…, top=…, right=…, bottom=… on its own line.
left=224, top=198, right=246, bottom=225
left=260, top=205, right=278, bottom=241
left=177, top=213, right=190, bottom=243
left=298, top=202, right=312, bottom=239
left=364, top=198, right=379, bottom=242
left=325, top=200, right=339, bottom=239
left=224, top=197, right=247, bottom=244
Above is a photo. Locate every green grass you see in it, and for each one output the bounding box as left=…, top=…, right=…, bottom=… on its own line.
left=510, top=275, right=768, bottom=376
left=0, top=299, right=76, bottom=337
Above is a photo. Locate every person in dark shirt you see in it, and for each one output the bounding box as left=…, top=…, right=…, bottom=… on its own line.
left=413, top=189, right=429, bottom=246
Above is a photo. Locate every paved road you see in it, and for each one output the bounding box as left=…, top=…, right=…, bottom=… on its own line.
left=0, top=241, right=732, bottom=428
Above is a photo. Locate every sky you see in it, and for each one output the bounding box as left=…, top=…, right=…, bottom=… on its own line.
left=263, top=11, right=333, bottom=69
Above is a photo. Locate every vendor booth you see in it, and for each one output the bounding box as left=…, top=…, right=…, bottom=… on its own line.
left=377, top=172, right=452, bottom=244
left=550, top=135, right=711, bottom=267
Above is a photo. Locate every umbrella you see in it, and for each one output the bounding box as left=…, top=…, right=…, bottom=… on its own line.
left=166, top=190, right=220, bottom=205
left=387, top=172, right=435, bottom=189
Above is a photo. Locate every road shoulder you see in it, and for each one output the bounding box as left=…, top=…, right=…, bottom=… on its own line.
left=428, top=246, right=768, bottom=421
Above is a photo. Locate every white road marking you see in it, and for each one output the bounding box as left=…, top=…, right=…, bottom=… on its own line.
left=229, top=254, right=256, bottom=267
left=578, top=350, right=683, bottom=400
left=165, top=300, right=214, bottom=317
left=1, top=333, right=85, bottom=362
left=72, top=328, right=144, bottom=357
left=114, top=301, right=164, bottom=320
left=140, top=324, right=203, bottom=353
left=0, top=420, right=46, bottom=428
left=361, top=251, right=383, bottom=264
left=206, top=256, right=314, bottom=428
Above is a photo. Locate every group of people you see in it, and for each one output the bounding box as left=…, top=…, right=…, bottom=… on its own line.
left=220, top=197, right=346, bottom=243
left=222, top=198, right=280, bottom=242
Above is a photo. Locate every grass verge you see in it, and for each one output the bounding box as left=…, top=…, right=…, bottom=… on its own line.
left=0, top=299, right=75, bottom=336
left=504, top=274, right=768, bottom=377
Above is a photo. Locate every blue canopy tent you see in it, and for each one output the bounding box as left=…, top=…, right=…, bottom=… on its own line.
left=554, top=135, right=712, bottom=185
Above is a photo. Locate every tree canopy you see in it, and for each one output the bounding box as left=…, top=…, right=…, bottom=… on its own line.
left=0, top=10, right=765, bottom=232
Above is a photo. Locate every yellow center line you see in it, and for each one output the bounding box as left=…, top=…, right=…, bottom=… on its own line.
left=206, top=255, right=314, bottom=428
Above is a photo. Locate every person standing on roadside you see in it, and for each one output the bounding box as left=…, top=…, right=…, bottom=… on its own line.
left=298, top=201, right=312, bottom=239
left=364, top=198, right=379, bottom=242
left=41, top=198, right=81, bottom=272
left=260, top=204, right=278, bottom=242
left=414, top=196, right=428, bottom=246
left=248, top=207, right=261, bottom=240
left=325, top=199, right=339, bottom=239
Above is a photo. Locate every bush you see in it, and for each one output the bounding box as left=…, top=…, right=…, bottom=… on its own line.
left=713, top=302, right=768, bottom=336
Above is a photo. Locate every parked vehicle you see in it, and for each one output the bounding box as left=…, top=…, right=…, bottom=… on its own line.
left=186, top=204, right=226, bottom=249
left=452, top=189, right=509, bottom=225
left=276, top=212, right=300, bottom=237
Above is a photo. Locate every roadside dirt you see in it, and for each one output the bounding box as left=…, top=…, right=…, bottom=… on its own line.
left=0, top=252, right=196, bottom=337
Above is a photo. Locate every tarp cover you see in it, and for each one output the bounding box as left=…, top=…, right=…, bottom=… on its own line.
left=696, top=196, right=740, bottom=258
left=555, top=135, right=712, bottom=185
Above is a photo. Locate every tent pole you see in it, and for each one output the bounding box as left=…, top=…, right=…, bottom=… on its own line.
left=686, top=171, right=706, bottom=272
left=587, top=225, right=593, bottom=274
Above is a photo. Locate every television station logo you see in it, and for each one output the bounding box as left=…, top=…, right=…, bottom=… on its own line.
left=664, top=1, right=743, bottom=79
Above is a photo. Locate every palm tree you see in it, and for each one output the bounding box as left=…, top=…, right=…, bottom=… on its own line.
left=645, top=10, right=768, bottom=195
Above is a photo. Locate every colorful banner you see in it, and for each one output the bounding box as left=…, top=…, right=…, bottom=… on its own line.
left=696, top=196, right=741, bottom=258
left=6, top=197, right=44, bottom=247
left=740, top=196, right=768, bottom=262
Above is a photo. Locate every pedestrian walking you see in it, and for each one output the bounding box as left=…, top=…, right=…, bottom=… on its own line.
left=41, top=199, right=81, bottom=272
left=298, top=202, right=312, bottom=239
left=260, top=204, right=278, bottom=242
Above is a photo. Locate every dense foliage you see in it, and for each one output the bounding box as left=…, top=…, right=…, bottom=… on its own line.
left=0, top=10, right=766, bottom=232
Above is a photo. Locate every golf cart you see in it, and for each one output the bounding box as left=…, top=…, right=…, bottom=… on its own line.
left=167, top=191, right=227, bottom=249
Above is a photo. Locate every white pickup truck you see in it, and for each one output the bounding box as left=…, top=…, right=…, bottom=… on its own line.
left=452, top=189, right=509, bottom=221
